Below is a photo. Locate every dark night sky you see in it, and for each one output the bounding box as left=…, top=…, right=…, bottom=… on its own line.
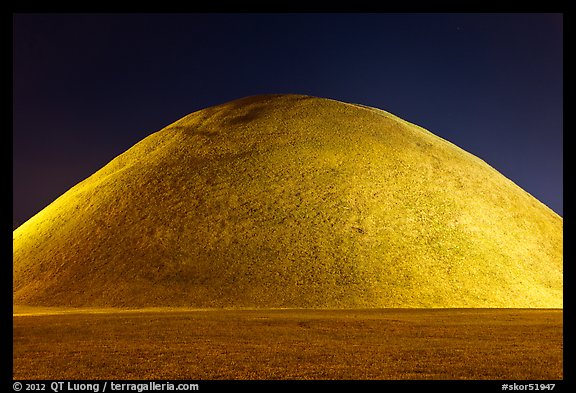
left=12, top=13, right=563, bottom=227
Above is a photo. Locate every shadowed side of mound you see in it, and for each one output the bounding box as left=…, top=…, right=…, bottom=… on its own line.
left=13, top=94, right=563, bottom=308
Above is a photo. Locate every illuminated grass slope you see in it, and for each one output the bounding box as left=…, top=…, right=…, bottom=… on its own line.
left=13, top=94, right=562, bottom=308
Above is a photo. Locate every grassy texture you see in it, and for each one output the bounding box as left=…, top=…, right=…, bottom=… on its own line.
left=13, top=94, right=562, bottom=308
left=13, top=308, right=562, bottom=380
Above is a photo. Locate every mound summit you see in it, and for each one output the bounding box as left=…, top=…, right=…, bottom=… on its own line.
left=13, top=94, right=562, bottom=308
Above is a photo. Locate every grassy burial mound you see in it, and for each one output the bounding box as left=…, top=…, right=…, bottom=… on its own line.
left=13, top=94, right=562, bottom=308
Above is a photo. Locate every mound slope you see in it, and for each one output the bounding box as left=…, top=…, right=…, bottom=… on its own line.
left=13, top=94, right=562, bottom=308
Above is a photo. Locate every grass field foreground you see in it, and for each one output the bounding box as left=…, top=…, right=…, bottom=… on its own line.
left=13, top=308, right=562, bottom=380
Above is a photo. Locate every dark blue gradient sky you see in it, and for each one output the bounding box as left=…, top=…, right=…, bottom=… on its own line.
left=13, top=13, right=563, bottom=226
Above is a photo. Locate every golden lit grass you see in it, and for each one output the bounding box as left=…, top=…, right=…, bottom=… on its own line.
left=13, top=308, right=562, bottom=380
left=13, top=95, right=562, bottom=308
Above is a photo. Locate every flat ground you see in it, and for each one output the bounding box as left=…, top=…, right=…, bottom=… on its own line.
left=13, top=308, right=562, bottom=380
